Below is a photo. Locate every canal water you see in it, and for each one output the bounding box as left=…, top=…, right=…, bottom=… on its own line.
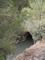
left=7, top=34, right=34, bottom=60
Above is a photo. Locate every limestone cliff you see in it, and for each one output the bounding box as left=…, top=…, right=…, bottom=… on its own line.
left=14, top=38, right=45, bottom=60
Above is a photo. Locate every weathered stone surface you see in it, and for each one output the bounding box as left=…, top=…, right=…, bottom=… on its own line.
left=14, top=39, right=45, bottom=60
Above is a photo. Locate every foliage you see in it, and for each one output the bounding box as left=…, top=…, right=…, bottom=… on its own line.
left=21, top=0, right=45, bottom=20
left=0, top=0, right=23, bottom=60
left=0, top=0, right=45, bottom=60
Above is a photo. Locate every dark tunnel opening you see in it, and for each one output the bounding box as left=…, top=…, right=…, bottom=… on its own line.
left=13, top=32, right=34, bottom=58
left=24, top=32, right=34, bottom=44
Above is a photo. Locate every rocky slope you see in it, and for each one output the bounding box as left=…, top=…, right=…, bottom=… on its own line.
left=14, top=38, right=45, bottom=60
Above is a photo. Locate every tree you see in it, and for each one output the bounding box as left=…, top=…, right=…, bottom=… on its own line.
left=0, top=0, right=23, bottom=60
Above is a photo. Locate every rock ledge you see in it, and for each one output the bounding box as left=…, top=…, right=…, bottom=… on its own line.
left=14, top=39, right=45, bottom=60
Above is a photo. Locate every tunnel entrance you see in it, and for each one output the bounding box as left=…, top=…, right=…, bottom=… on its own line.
left=24, top=32, right=34, bottom=44
left=7, top=32, right=34, bottom=59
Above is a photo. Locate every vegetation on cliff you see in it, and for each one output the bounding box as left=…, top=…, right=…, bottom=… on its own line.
left=0, top=0, right=45, bottom=60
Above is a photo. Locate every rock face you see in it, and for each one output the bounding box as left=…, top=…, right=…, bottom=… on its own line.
left=14, top=39, right=45, bottom=60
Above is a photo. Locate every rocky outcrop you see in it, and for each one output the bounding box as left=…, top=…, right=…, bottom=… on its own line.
left=14, top=38, right=45, bottom=60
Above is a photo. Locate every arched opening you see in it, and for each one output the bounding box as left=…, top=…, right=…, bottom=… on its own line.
left=16, top=31, right=34, bottom=44
left=24, top=32, right=34, bottom=44
left=14, top=32, right=34, bottom=58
